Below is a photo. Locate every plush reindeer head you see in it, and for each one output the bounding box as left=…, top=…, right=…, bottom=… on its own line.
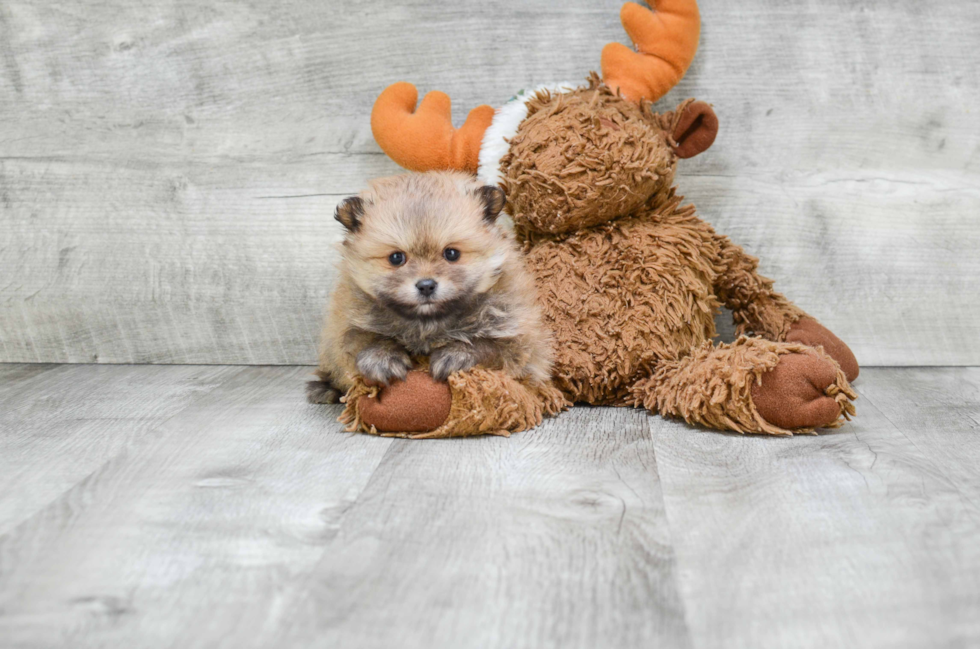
left=370, top=0, right=718, bottom=236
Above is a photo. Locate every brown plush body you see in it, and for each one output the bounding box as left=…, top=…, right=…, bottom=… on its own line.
left=344, top=0, right=859, bottom=437
left=505, top=82, right=855, bottom=434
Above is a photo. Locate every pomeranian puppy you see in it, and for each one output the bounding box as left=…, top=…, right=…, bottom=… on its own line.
left=307, top=172, right=552, bottom=404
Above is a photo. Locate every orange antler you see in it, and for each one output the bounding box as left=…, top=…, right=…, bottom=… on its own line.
left=370, top=82, right=495, bottom=173
left=601, top=0, right=701, bottom=103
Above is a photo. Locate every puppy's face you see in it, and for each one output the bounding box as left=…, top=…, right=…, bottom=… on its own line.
left=336, top=173, right=509, bottom=320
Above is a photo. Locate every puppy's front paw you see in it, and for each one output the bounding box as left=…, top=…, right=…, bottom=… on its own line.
left=430, top=345, right=479, bottom=382
left=356, top=346, right=412, bottom=385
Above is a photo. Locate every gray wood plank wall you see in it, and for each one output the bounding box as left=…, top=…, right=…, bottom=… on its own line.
left=1, top=0, right=978, bottom=365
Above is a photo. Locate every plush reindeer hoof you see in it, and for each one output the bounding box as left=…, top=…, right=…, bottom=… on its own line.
left=358, top=371, right=452, bottom=433
left=751, top=353, right=852, bottom=430
left=786, top=318, right=859, bottom=382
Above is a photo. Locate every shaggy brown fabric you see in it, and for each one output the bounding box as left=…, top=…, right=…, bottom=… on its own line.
left=712, top=236, right=807, bottom=340
left=631, top=337, right=856, bottom=436
left=340, top=365, right=569, bottom=439
left=503, top=75, right=676, bottom=237
left=525, top=195, right=719, bottom=405
left=521, top=187, right=814, bottom=410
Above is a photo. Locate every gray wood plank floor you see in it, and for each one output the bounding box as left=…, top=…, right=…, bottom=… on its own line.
left=1, top=365, right=978, bottom=648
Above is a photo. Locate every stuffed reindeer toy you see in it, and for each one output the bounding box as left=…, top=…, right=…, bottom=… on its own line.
left=335, top=0, right=858, bottom=438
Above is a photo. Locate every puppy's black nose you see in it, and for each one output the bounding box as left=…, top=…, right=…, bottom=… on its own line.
left=416, top=278, right=438, bottom=297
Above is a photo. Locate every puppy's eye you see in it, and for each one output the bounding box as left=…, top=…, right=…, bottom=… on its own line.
left=443, top=248, right=461, bottom=262
left=388, top=251, right=406, bottom=267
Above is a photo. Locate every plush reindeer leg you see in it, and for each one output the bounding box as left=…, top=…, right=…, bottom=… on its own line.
left=339, top=365, right=568, bottom=440
left=631, top=338, right=856, bottom=435
left=712, top=235, right=859, bottom=381
left=783, top=318, right=860, bottom=382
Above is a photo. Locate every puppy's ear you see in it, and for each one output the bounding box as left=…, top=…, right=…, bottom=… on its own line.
left=475, top=185, right=506, bottom=224
left=335, top=196, right=365, bottom=233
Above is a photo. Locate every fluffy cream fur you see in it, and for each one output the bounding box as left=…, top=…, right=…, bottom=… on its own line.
left=312, top=171, right=554, bottom=399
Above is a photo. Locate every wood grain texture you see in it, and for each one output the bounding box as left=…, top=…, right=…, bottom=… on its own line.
left=0, top=364, right=394, bottom=648
left=1, top=364, right=979, bottom=647
left=1, top=0, right=979, bottom=364
left=0, top=363, right=237, bottom=534
left=273, top=406, right=689, bottom=649
left=0, top=366, right=689, bottom=649
left=649, top=367, right=980, bottom=649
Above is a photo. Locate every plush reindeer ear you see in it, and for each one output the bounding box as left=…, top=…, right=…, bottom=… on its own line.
left=671, top=101, right=719, bottom=159
left=335, top=196, right=365, bottom=233
left=475, top=186, right=506, bottom=223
